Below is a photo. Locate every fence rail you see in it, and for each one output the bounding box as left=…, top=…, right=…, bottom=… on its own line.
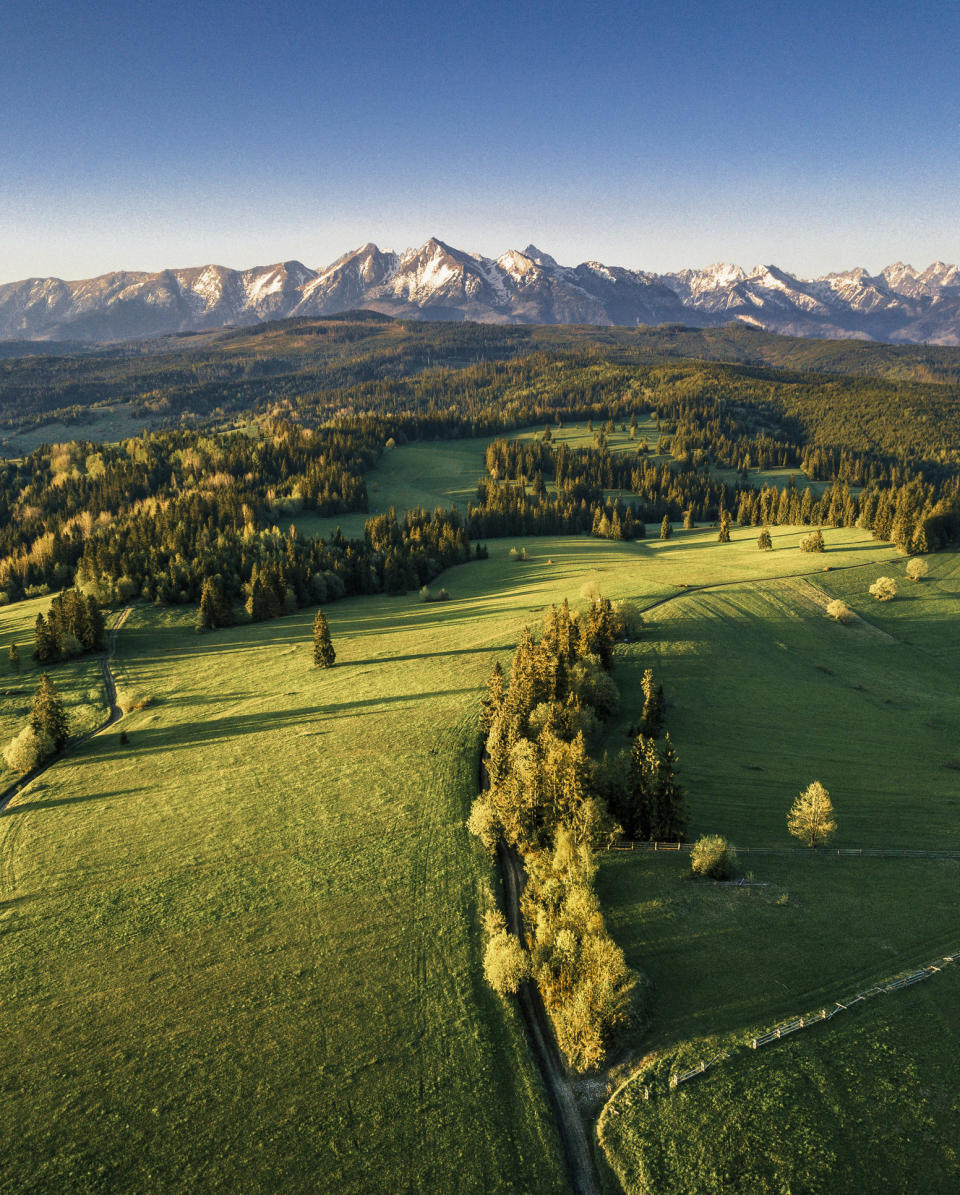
left=667, top=951, right=958, bottom=1089
left=611, top=840, right=960, bottom=861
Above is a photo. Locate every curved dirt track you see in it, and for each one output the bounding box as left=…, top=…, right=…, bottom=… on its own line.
left=498, top=842, right=600, bottom=1195
left=0, top=605, right=131, bottom=815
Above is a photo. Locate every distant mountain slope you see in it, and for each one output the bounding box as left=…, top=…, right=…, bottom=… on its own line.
left=2, top=239, right=959, bottom=344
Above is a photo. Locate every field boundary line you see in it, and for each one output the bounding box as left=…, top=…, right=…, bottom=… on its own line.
left=609, top=840, right=960, bottom=860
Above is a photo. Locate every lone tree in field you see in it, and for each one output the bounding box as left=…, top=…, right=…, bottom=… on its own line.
left=757, top=527, right=773, bottom=551
left=801, top=529, right=825, bottom=553
left=787, top=781, right=837, bottom=847
left=906, top=558, right=929, bottom=582
left=869, top=576, right=897, bottom=602
left=30, top=674, right=69, bottom=753
left=683, top=508, right=695, bottom=530
left=826, top=599, right=853, bottom=623
left=8, top=643, right=19, bottom=672
left=659, top=514, right=672, bottom=540
left=718, top=514, right=731, bottom=543
left=312, top=610, right=336, bottom=668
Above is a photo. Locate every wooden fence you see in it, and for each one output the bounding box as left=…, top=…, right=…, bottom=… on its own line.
left=611, top=840, right=960, bottom=861
left=668, top=950, right=958, bottom=1090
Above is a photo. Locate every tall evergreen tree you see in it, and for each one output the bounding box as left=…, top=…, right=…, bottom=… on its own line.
left=313, top=610, right=336, bottom=668
left=30, top=674, right=68, bottom=752
left=196, top=580, right=218, bottom=632
left=33, top=613, right=57, bottom=662
left=641, top=668, right=664, bottom=737
left=659, top=515, right=672, bottom=540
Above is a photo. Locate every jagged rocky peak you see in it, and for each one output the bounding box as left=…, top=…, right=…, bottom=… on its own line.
left=2, top=241, right=960, bottom=344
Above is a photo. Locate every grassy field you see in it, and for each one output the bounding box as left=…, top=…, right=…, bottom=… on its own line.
left=598, top=964, right=960, bottom=1194
left=593, top=535, right=960, bottom=1191
left=1, top=416, right=957, bottom=1193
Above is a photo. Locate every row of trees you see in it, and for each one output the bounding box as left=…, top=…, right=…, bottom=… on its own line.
left=471, top=599, right=645, bottom=1071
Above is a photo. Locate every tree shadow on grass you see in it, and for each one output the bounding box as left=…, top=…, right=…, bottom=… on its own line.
left=2, top=786, right=147, bottom=814
left=76, top=687, right=476, bottom=761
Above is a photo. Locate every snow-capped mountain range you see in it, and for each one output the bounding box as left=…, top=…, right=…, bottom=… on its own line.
left=2, top=238, right=959, bottom=344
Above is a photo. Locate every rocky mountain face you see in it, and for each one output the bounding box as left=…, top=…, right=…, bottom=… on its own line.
left=2, top=238, right=959, bottom=344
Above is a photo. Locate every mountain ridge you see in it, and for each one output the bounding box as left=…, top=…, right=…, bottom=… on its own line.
left=2, top=239, right=959, bottom=345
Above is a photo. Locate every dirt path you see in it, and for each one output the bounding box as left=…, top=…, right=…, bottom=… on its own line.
left=497, top=842, right=600, bottom=1195
left=0, top=605, right=132, bottom=816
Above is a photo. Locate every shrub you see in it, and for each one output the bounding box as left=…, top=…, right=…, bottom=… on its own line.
left=419, top=585, right=432, bottom=603
left=569, top=656, right=620, bottom=719
left=4, top=724, right=55, bottom=774
left=116, top=689, right=154, bottom=714
left=509, top=547, right=528, bottom=562
left=800, top=529, right=825, bottom=553
left=757, top=527, right=773, bottom=551
left=869, top=576, right=897, bottom=601
left=690, top=834, right=733, bottom=880
left=826, top=599, right=853, bottom=623
left=483, top=927, right=532, bottom=996
left=906, top=558, right=929, bottom=582
left=438, top=588, right=450, bottom=601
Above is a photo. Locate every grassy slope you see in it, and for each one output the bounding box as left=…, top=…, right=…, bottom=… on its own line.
left=596, top=539, right=960, bottom=1192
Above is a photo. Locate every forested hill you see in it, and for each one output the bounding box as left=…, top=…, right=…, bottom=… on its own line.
left=5, top=316, right=958, bottom=474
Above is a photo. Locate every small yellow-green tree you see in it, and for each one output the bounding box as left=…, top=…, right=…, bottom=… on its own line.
left=826, top=599, right=852, bottom=623
left=906, top=558, right=929, bottom=582
left=787, top=781, right=837, bottom=847
left=869, top=576, right=897, bottom=601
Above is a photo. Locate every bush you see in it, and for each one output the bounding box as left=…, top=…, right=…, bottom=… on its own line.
left=757, top=527, right=773, bottom=551
left=483, top=927, right=532, bottom=996
left=691, top=835, right=733, bottom=880
left=800, top=529, right=825, bottom=553
left=906, top=558, right=929, bottom=582
left=826, top=598, right=853, bottom=623
left=4, top=724, right=55, bottom=774
left=509, top=547, right=528, bottom=562
left=569, top=656, right=620, bottom=720
left=869, top=576, right=897, bottom=601
left=116, top=689, right=154, bottom=714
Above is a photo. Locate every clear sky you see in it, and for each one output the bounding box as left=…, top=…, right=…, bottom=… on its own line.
left=2, top=0, right=958, bottom=283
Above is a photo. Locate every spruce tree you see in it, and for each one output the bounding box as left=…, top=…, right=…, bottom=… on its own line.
left=8, top=643, right=19, bottom=671
left=30, top=674, right=69, bottom=753
left=480, top=661, right=505, bottom=735
left=659, top=514, right=672, bottom=540
left=655, top=735, right=687, bottom=842
left=757, top=527, right=773, bottom=551
left=641, top=668, right=664, bottom=737
left=683, top=509, right=695, bottom=530
left=313, top=610, right=336, bottom=668
left=196, top=580, right=218, bottom=632
left=33, top=613, right=56, bottom=662
left=718, top=515, right=731, bottom=543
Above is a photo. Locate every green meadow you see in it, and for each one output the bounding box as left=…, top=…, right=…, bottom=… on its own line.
left=1, top=423, right=958, bottom=1193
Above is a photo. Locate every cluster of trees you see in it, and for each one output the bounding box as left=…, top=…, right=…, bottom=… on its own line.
left=3, top=674, right=69, bottom=774
left=33, top=588, right=106, bottom=661
left=470, top=598, right=642, bottom=1071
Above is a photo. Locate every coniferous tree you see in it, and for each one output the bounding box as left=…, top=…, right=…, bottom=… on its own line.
left=641, top=668, right=664, bottom=737
left=313, top=610, right=336, bottom=667
left=718, top=514, right=732, bottom=543
left=33, top=613, right=57, bottom=662
left=683, top=509, right=695, bottom=530
left=660, top=515, right=672, bottom=540
left=8, top=643, right=19, bottom=672
left=196, top=580, right=218, bottom=632
left=757, top=527, right=773, bottom=551
left=479, top=661, right=505, bottom=735
left=30, top=674, right=68, bottom=752
left=654, top=735, right=687, bottom=842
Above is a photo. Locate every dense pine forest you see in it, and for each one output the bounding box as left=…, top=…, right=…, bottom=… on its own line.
left=0, top=316, right=958, bottom=624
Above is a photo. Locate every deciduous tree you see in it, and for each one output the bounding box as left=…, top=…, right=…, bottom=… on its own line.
left=787, top=781, right=837, bottom=847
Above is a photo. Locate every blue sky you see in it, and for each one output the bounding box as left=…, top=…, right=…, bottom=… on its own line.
left=2, top=0, right=958, bottom=281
